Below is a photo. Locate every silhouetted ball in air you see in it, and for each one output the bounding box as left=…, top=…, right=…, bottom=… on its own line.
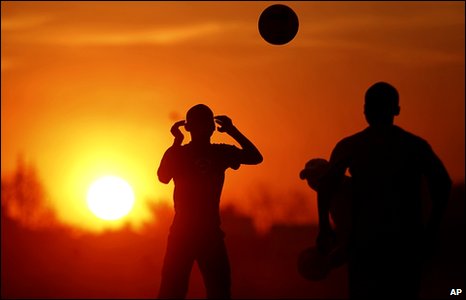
left=258, top=4, right=299, bottom=45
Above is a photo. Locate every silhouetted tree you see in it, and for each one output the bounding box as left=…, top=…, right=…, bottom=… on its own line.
left=1, top=156, right=56, bottom=229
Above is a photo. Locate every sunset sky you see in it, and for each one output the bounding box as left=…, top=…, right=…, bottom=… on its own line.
left=1, top=1, right=464, bottom=233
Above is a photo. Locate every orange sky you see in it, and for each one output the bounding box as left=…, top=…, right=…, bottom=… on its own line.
left=1, top=1, right=464, bottom=232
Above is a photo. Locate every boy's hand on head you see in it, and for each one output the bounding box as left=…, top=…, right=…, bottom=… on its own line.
left=171, top=120, right=186, bottom=146
left=215, top=114, right=263, bottom=165
left=214, top=115, right=235, bottom=134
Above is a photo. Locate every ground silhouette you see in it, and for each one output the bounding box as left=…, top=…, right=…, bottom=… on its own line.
left=1, top=183, right=464, bottom=299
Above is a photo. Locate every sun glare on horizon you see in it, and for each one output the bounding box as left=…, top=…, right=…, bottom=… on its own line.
left=86, top=176, right=135, bottom=221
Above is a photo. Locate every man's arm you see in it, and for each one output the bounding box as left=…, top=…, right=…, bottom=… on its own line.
left=421, top=142, right=452, bottom=236
left=417, top=141, right=451, bottom=261
left=215, top=115, right=263, bottom=165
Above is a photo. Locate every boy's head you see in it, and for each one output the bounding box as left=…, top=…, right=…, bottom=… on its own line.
left=300, top=158, right=330, bottom=191
left=185, top=104, right=216, bottom=140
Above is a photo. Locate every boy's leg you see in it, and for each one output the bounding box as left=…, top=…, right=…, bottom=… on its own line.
left=158, top=232, right=195, bottom=299
left=197, top=235, right=231, bottom=299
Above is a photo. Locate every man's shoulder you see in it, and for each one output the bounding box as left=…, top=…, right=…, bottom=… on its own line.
left=339, top=126, right=429, bottom=144
left=335, top=128, right=368, bottom=148
left=395, top=126, right=430, bottom=148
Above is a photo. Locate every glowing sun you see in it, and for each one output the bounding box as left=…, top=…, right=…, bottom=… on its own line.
left=86, top=176, right=135, bottom=220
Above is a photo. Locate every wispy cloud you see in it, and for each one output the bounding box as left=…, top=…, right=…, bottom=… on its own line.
left=3, top=19, right=242, bottom=46
left=55, top=22, right=241, bottom=46
left=1, top=14, right=52, bottom=31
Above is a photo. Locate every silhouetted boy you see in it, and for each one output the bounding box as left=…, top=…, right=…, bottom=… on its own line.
left=157, top=104, right=263, bottom=299
left=317, top=82, right=451, bottom=299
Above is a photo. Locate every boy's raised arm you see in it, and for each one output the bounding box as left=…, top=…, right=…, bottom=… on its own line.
left=157, top=120, right=186, bottom=184
left=215, top=115, right=263, bottom=165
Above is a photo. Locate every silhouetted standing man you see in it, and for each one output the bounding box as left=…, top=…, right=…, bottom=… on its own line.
left=157, top=104, right=263, bottom=299
left=317, top=82, right=451, bottom=299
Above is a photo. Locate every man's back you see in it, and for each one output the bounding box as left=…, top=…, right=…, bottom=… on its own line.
left=333, top=125, right=437, bottom=241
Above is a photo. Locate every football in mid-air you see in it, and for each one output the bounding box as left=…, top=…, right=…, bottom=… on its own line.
left=258, top=4, right=299, bottom=45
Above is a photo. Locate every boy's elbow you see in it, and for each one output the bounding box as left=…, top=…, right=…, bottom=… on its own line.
left=240, top=150, right=263, bottom=165
left=249, top=153, right=263, bottom=165
left=157, top=169, right=171, bottom=184
left=158, top=176, right=171, bottom=184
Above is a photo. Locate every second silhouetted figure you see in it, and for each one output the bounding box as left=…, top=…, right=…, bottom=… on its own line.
left=317, top=82, right=451, bottom=299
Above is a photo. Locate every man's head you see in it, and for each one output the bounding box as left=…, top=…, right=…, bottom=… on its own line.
left=364, top=82, right=400, bottom=127
left=300, top=158, right=330, bottom=191
left=185, top=104, right=215, bottom=140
